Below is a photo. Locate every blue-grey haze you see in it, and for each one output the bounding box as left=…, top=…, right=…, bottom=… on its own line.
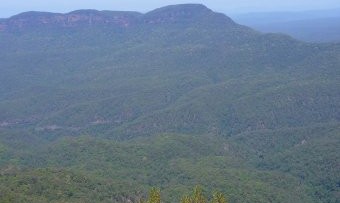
left=1, top=0, right=340, bottom=18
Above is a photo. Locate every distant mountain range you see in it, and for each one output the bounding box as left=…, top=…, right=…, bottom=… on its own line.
left=232, top=8, right=340, bottom=42
left=0, top=4, right=235, bottom=31
left=0, top=4, right=339, bottom=203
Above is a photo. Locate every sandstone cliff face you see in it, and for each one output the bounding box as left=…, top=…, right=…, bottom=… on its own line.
left=0, top=10, right=142, bottom=31
left=0, top=4, right=236, bottom=32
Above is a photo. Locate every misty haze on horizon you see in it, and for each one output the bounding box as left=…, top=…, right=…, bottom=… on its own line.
left=1, top=0, right=340, bottom=18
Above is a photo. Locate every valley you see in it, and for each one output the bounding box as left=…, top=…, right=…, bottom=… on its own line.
left=0, top=4, right=339, bottom=203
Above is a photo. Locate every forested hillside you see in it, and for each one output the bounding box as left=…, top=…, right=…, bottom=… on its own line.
left=0, top=4, right=339, bottom=203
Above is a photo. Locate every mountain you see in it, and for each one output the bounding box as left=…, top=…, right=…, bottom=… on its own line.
left=0, top=10, right=142, bottom=31
left=232, top=9, right=340, bottom=42
left=0, top=4, right=339, bottom=203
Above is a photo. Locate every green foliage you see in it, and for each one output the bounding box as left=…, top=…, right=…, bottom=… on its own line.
left=230, top=123, right=340, bottom=203
left=145, top=187, right=161, bottom=203
left=0, top=133, right=319, bottom=202
left=192, top=186, right=207, bottom=203
left=141, top=186, right=227, bottom=203
left=181, top=186, right=207, bottom=203
left=179, top=187, right=227, bottom=203
left=0, top=167, right=135, bottom=203
left=211, top=192, right=227, bottom=203
left=0, top=3, right=339, bottom=203
left=181, top=195, right=192, bottom=203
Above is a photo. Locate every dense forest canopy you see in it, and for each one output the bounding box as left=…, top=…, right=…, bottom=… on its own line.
left=0, top=4, right=339, bottom=203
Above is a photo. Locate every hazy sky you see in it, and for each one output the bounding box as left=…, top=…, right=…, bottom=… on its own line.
left=1, top=0, right=340, bottom=18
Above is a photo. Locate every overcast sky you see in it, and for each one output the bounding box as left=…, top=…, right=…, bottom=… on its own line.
left=1, top=0, right=340, bottom=18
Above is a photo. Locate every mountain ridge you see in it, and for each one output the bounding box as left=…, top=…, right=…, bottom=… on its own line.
left=0, top=3, right=339, bottom=203
left=0, top=4, right=236, bottom=31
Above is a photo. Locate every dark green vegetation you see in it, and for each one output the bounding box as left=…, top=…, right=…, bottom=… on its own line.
left=0, top=4, right=339, bottom=203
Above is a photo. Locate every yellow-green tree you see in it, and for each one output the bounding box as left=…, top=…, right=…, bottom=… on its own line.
left=180, top=195, right=192, bottom=203
left=147, top=187, right=161, bottom=203
left=211, top=192, right=227, bottom=203
left=192, top=186, right=206, bottom=203
left=143, top=186, right=227, bottom=203
left=180, top=186, right=207, bottom=203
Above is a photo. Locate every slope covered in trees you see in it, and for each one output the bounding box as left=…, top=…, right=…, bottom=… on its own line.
left=0, top=4, right=339, bottom=203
